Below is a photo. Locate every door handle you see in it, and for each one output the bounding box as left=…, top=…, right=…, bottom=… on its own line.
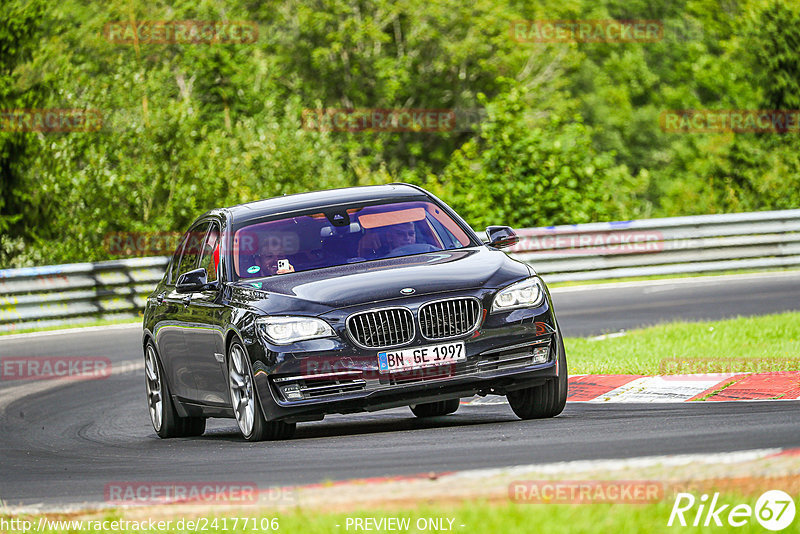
left=182, top=295, right=191, bottom=307
left=156, top=292, right=165, bottom=304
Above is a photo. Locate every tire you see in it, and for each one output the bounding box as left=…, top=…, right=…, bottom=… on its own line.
left=228, top=340, right=296, bottom=442
left=506, top=332, right=568, bottom=420
left=410, top=398, right=460, bottom=417
left=144, top=341, right=206, bottom=438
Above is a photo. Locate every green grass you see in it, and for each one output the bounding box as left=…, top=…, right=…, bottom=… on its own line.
left=7, top=495, right=792, bottom=534
left=0, top=317, right=140, bottom=336
left=565, top=311, right=800, bottom=375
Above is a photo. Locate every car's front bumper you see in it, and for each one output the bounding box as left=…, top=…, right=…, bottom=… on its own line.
left=246, top=288, right=561, bottom=422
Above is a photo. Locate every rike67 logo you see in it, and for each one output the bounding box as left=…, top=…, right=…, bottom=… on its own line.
left=669, top=490, right=796, bottom=531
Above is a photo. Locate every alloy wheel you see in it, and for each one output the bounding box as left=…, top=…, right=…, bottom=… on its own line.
left=145, top=344, right=163, bottom=432
left=228, top=344, right=255, bottom=437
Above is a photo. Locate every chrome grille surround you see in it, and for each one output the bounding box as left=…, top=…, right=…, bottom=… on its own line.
left=346, top=307, right=415, bottom=349
left=418, top=297, right=482, bottom=340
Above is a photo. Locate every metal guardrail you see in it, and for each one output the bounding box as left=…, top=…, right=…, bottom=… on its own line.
left=0, top=257, right=168, bottom=332
left=2, top=209, right=799, bottom=332
left=508, top=208, right=800, bottom=282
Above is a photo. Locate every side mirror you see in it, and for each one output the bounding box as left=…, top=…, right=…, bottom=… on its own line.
left=485, top=226, right=520, bottom=249
left=176, top=268, right=214, bottom=294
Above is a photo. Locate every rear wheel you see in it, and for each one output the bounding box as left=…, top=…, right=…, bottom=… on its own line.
left=228, top=340, right=295, bottom=441
left=506, top=333, right=568, bottom=420
left=144, top=342, right=206, bottom=438
left=410, top=398, right=460, bottom=417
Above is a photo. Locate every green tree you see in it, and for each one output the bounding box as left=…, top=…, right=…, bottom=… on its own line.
left=0, top=0, right=48, bottom=264
left=433, top=84, right=646, bottom=229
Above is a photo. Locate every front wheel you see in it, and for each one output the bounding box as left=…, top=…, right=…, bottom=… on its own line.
left=506, top=333, right=568, bottom=420
left=410, top=398, right=460, bottom=417
left=228, top=340, right=295, bottom=441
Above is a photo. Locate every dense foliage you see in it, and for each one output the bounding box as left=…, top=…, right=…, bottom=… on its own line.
left=1, top=0, right=798, bottom=266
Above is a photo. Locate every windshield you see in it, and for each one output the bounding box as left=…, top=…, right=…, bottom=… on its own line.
left=231, top=200, right=473, bottom=279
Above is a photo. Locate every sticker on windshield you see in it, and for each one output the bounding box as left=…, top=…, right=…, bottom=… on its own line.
left=247, top=265, right=261, bottom=274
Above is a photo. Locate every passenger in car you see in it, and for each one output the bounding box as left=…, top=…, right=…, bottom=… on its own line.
left=257, top=238, right=280, bottom=276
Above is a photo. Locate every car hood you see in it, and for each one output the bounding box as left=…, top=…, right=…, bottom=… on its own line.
left=230, top=247, right=530, bottom=315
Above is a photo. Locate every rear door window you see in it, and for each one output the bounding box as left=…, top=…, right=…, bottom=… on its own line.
left=166, top=231, right=190, bottom=285
left=176, top=222, right=210, bottom=281
left=197, top=223, right=221, bottom=283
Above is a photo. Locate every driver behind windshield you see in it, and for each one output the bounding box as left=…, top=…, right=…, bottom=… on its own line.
left=358, top=222, right=417, bottom=258
left=385, top=222, right=416, bottom=251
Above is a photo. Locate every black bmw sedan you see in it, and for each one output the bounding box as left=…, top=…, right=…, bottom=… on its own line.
left=142, top=183, right=567, bottom=441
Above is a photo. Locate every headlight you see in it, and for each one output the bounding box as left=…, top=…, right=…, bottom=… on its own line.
left=491, top=277, right=545, bottom=312
left=256, top=316, right=335, bottom=344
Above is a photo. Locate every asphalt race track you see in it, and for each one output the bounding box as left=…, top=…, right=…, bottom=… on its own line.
left=1, top=272, right=800, bottom=508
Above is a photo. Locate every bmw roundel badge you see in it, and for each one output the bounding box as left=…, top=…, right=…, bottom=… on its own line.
left=400, top=288, right=415, bottom=295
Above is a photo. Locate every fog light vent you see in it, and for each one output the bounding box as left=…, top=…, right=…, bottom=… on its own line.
left=532, top=346, right=549, bottom=364
left=280, top=383, right=303, bottom=400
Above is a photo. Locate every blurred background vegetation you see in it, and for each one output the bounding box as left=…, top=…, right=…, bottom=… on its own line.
left=1, top=0, right=799, bottom=267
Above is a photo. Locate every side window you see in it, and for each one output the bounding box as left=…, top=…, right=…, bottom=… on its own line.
left=176, top=222, right=210, bottom=280
left=198, top=223, right=221, bottom=283
left=167, top=231, right=191, bottom=285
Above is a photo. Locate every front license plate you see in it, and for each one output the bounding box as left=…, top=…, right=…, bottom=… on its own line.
left=377, top=341, right=466, bottom=374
